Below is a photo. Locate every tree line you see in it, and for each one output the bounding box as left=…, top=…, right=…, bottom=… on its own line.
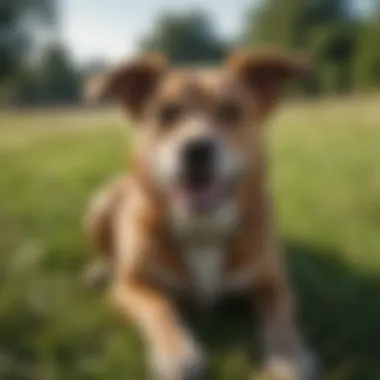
left=1, top=0, right=379, bottom=106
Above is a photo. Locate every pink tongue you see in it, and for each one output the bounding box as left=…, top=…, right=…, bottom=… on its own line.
left=186, top=183, right=222, bottom=210
left=193, top=186, right=216, bottom=203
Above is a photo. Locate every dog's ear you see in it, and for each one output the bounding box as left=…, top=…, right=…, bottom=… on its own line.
left=84, top=54, right=168, bottom=118
left=227, top=48, right=310, bottom=115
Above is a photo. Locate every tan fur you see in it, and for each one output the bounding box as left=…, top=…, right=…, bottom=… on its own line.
left=84, top=175, right=129, bottom=257
left=85, top=49, right=317, bottom=380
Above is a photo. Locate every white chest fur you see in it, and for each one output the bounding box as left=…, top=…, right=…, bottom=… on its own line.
left=167, top=199, right=256, bottom=304
left=172, top=201, right=237, bottom=303
left=180, top=244, right=225, bottom=304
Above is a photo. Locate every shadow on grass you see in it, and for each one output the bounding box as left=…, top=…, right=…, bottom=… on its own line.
left=2, top=241, right=380, bottom=380
left=183, top=241, right=380, bottom=380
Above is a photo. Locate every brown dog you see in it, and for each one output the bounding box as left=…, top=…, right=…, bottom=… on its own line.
left=85, top=49, right=318, bottom=380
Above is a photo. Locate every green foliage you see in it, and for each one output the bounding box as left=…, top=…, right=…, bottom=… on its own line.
left=8, top=44, right=82, bottom=106
left=0, top=0, right=57, bottom=79
left=0, top=99, right=380, bottom=379
left=140, top=10, right=228, bottom=64
left=37, top=44, right=81, bottom=104
left=244, top=0, right=380, bottom=94
left=0, top=0, right=79, bottom=105
left=307, top=22, right=358, bottom=93
left=1, top=1, right=380, bottom=105
left=353, top=21, right=380, bottom=91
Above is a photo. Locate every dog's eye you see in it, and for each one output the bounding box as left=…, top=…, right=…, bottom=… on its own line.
left=157, top=103, right=183, bottom=125
left=216, top=102, right=243, bottom=125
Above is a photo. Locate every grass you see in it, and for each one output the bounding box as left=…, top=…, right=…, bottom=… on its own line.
left=0, top=97, right=379, bottom=380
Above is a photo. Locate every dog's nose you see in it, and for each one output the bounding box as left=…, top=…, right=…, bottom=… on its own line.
left=184, top=139, right=215, bottom=168
left=182, top=138, right=216, bottom=187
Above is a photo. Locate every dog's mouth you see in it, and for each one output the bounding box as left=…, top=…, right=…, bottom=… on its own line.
left=175, top=177, right=237, bottom=213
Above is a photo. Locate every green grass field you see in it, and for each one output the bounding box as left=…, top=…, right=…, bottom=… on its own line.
left=1, top=98, right=380, bottom=380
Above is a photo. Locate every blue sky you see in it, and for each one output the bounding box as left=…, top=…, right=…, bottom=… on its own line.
left=58, top=0, right=375, bottom=64
left=59, top=0, right=256, bottom=63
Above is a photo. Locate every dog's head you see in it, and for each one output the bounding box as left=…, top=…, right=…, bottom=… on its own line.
left=87, top=50, right=308, bottom=222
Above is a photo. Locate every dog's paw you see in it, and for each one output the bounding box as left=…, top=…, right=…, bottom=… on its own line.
left=257, top=350, right=320, bottom=380
left=150, top=346, right=207, bottom=380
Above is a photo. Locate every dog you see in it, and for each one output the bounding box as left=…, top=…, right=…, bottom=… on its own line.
left=84, top=49, right=318, bottom=380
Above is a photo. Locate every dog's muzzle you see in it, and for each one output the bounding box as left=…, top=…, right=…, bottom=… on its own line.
left=181, top=138, right=216, bottom=190
left=175, top=137, right=237, bottom=214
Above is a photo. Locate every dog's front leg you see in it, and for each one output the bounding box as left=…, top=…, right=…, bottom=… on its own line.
left=254, top=272, right=318, bottom=380
left=112, top=279, right=206, bottom=380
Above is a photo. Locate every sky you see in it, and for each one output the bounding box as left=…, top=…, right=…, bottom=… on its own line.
left=58, top=0, right=257, bottom=64
left=58, top=0, right=375, bottom=65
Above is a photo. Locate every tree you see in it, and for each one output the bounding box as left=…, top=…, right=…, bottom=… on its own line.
left=245, top=0, right=350, bottom=47
left=0, top=0, right=59, bottom=105
left=243, top=0, right=361, bottom=94
left=140, top=11, right=228, bottom=65
left=0, top=0, right=57, bottom=80
left=244, top=0, right=303, bottom=48
left=353, top=21, right=380, bottom=91
left=308, top=21, right=359, bottom=93
left=13, top=43, right=81, bottom=105
left=38, top=44, right=80, bottom=104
